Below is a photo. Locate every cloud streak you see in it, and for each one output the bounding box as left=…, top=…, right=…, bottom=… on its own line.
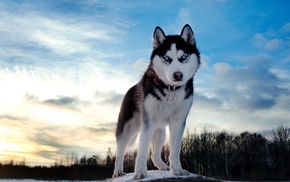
left=0, top=0, right=134, bottom=71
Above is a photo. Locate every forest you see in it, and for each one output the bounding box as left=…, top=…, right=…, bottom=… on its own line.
left=0, top=125, right=289, bottom=181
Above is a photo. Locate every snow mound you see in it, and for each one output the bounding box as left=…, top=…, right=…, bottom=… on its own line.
left=107, top=170, right=198, bottom=182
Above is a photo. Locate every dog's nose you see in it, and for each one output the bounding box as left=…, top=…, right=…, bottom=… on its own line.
left=173, top=71, right=183, bottom=81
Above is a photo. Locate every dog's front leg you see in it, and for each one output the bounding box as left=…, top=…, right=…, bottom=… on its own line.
left=169, top=120, right=190, bottom=176
left=133, top=122, right=154, bottom=180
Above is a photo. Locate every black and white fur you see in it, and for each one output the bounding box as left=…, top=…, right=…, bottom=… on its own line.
left=113, top=24, right=200, bottom=180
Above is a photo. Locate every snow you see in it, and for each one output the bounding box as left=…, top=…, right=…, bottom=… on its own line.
left=0, top=171, right=202, bottom=182
left=108, top=170, right=198, bottom=182
left=0, top=180, right=75, bottom=182
left=0, top=180, right=73, bottom=182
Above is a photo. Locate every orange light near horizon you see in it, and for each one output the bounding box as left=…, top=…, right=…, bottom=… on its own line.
left=0, top=142, right=20, bottom=162
left=0, top=125, right=22, bottom=155
left=0, top=142, right=21, bottom=154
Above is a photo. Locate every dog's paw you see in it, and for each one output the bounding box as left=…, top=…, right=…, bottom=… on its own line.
left=157, top=164, right=170, bottom=171
left=112, top=171, right=126, bottom=178
left=154, top=161, right=170, bottom=171
left=171, top=168, right=190, bottom=176
left=133, top=171, right=148, bottom=180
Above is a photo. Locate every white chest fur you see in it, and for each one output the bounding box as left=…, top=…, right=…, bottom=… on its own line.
left=144, top=88, right=193, bottom=126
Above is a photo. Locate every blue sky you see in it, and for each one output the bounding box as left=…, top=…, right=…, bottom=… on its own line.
left=0, top=0, right=290, bottom=165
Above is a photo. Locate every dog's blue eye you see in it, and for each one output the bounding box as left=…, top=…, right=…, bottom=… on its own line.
left=180, top=54, right=188, bottom=61
left=162, top=55, right=170, bottom=62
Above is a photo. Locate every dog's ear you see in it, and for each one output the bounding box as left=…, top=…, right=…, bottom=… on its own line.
left=180, top=24, right=195, bottom=46
left=153, top=26, right=166, bottom=49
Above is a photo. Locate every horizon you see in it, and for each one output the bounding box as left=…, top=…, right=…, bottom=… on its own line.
left=0, top=0, right=290, bottom=166
left=0, top=125, right=287, bottom=167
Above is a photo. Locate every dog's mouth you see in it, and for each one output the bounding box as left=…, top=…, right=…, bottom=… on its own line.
left=170, top=79, right=185, bottom=86
left=173, top=79, right=183, bottom=82
left=154, top=77, right=180, bottom=87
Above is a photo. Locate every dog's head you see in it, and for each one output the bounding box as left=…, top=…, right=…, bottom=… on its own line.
left=150, top=24, right=200, bottom=87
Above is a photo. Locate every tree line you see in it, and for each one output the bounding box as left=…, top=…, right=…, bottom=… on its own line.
left=179, top=126, right=290, bottom=180
left=0, top=150, right=114, bottom=180
left=0, top=125, right=289, bottom=181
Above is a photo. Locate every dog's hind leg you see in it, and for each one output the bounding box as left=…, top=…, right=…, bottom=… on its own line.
left=151, top=128, right=169, bottom=170
left=113, top=117, right=140, bottom=177
left=113, top=135, right=127, bottom=177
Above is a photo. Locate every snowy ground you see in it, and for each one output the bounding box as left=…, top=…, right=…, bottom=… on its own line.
left=0, top=180, right=79, bottom=182
left=0, top=170, right=215, bottom=182
left=0, top=180, right=78, bottom=182
left=0, top=180, right=90, bottom=182
left=107, top=170, right=198, bottom=182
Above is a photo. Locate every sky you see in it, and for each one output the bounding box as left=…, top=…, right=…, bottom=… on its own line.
left=0, top=0, right=290, bottom=166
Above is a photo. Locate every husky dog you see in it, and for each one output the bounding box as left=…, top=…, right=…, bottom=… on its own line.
left=113, top=24, right=200, bottom=180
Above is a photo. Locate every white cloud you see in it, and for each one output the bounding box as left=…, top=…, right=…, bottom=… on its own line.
left=253, top=23, right=290, bottom=51
left=0, top=0, right=135, bottom=72
left=254, top=33, right=284, bottom=50
left=133, top=58, right=149, bottom=72
left=187, top=52, right=290, bottom=133
left=270, top=68, right=290, bottom=81
left=213, top=62, right=231, bottom=75
left=0, top=11, right=122, bottom=55
left=280, top=22, right=290, bottom=33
